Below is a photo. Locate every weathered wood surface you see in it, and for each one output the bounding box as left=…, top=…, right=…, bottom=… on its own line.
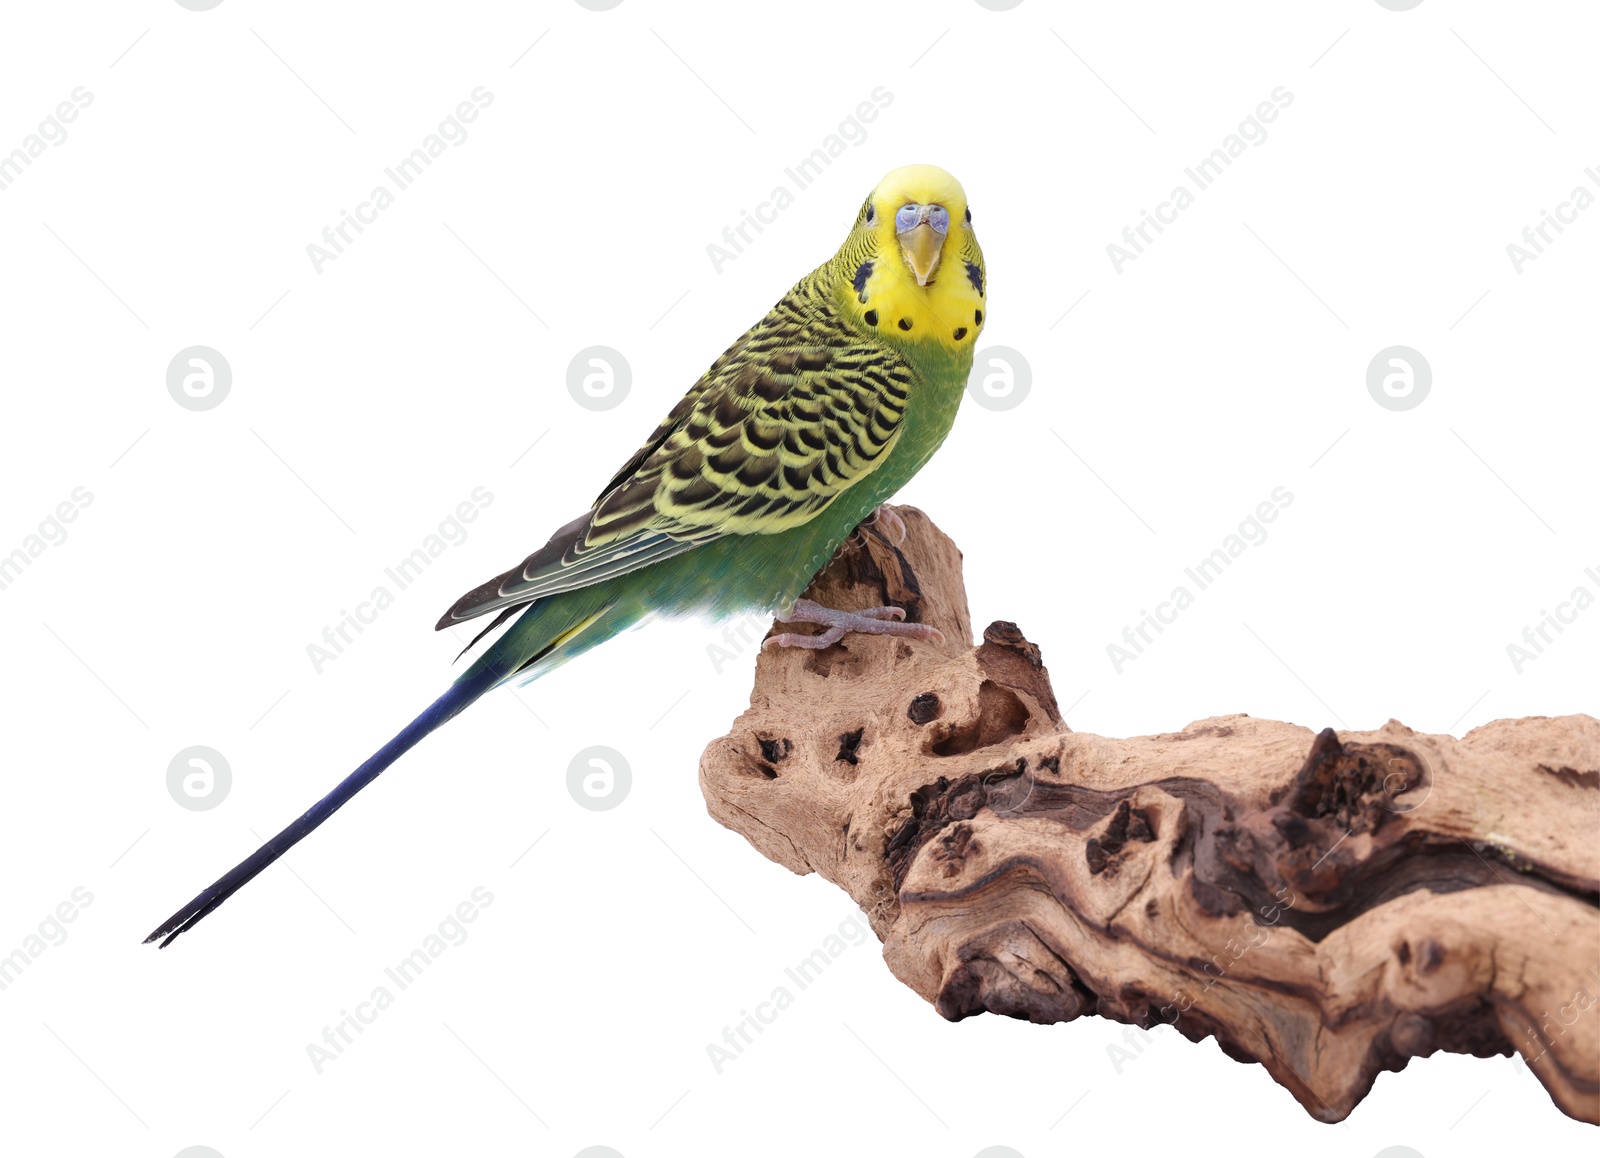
left=698, top=506, right=1600, bottom=1124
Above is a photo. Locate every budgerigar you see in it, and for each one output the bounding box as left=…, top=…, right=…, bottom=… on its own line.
left=146, top=163, right=987, bottom=946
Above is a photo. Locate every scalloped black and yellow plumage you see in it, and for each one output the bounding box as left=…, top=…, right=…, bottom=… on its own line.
left=438, top=164, right=985, bottom=633
left=146, top=164, right=987, bottom=946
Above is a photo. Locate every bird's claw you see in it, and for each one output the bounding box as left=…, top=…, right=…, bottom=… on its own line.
left=868, top=504, right=908, bottom=545
left=763, top=599, right=942, bottom=650
left=853, top=605, right=906, bottom=621
left=765, top=628, right=848, bottom=650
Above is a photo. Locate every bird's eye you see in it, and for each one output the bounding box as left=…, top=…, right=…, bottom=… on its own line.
left=895, top=203, right=921, bottom=232
left=865, top=204, right=876, bottom=225
left=965, top=206, right=972, bottom=223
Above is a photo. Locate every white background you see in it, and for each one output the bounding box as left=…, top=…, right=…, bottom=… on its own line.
left=0, top=2, right=1595, bottom=1156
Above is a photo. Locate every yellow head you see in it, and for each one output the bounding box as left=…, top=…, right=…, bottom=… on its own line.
left=835, top=164, right=986, bottom=353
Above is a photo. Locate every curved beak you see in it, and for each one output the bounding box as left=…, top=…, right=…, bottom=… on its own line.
left=898, top=207, right=947, bottom=286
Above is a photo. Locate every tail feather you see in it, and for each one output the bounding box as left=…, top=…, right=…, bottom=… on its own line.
left=145, top=589, right=633, bottom=948
left=143, top=658, right=506, bottom=948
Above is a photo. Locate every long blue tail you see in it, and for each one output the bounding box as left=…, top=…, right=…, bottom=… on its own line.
left=143, top=657, right=508, bottom=948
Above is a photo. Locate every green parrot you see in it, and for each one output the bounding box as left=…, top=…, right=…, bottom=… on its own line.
left=147, top=163, right=987, bottom=946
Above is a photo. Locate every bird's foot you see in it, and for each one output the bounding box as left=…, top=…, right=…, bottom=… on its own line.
left=868, top=504, right=907, bottom=544
left=764, top=598, right=943, bottom=650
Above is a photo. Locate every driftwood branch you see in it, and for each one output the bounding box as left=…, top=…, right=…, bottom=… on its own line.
left=698, top=505, right=1600, bottom=1125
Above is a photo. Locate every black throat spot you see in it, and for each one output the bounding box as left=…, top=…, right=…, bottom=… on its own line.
left=965, top=261, right=984, bottom=296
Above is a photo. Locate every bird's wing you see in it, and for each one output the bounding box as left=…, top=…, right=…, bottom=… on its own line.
left=436, top=285, right=915, bottom=630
